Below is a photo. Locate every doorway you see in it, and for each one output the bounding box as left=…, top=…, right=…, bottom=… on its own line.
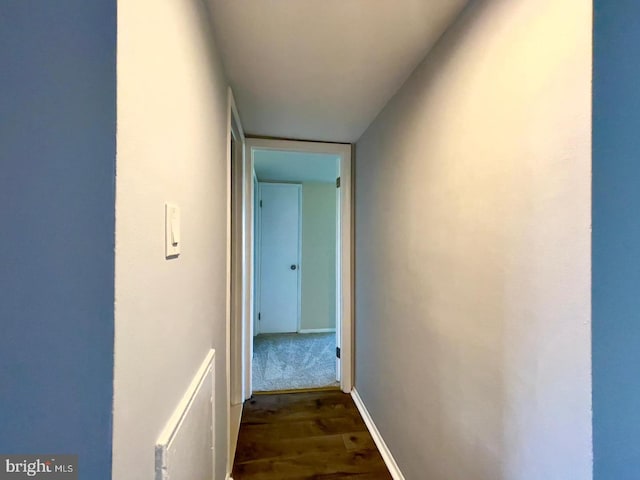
left=253, top=157, right=338, bottom=391
left=244, top=138, right=353, bottom=396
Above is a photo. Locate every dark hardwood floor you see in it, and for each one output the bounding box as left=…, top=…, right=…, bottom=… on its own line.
left=232, top=390, right=393, bottom=480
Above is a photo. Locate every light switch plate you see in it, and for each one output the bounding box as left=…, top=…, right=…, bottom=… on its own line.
left=165, top=203, right=180, bottom=258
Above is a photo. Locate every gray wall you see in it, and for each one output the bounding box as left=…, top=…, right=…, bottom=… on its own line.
left=354, top=0, right=592, bottom=478
left=593, top=1, right=640, bottom=478
left=301, top=182, right=337, bottom=331
left=0, top=2, right=116, bottom=478
left=112, top=1, right=230, bottom=478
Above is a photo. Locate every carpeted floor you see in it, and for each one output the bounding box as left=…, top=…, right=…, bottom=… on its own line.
left=252, top=333, right=339, bottom=392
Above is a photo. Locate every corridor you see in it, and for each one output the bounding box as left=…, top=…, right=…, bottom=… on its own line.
left=3, top=1, right=635, bottom=480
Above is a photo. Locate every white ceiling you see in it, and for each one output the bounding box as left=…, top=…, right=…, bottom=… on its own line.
left=209, top=1, right=469, bottom=143
left=254, top=150, right=338, bottom=183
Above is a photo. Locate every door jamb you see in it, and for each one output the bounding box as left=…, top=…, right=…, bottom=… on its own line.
left=226, top=87, right=245, bottom=478
left=244, top=137, right=353, bottom=394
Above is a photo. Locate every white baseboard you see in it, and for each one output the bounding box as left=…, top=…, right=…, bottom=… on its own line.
left=351, top=388, right=405, bottom=480
left=298, top=328, right=336, bottom=333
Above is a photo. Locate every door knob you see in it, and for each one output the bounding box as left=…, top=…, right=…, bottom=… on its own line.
left=290, top=265, right=297, bottom=270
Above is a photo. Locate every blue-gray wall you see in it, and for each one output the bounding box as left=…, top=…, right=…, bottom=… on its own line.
left=0, top=2, right=116, bottom=478
left=593, top=1, right=640, bottom=478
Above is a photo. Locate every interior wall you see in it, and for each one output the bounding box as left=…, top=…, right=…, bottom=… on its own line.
left=0, top=3, right=116, bottom=478
left=113, top=1, right=229, bottom=479
left=354, top=0, right=592, bottom=479
left=301, top=182, right=337, bottom=331
left=593, top=1, right=640, bottom=478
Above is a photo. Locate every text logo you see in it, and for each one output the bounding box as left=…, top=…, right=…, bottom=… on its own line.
left=0, top=456, right=77, bottom=480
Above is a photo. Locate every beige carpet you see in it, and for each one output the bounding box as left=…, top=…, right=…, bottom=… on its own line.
left=252, top=333, right=339, bottom=391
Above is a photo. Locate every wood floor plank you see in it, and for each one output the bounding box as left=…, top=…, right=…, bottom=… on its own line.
left=233, top=450, right=392, bottom=480
left=234, top=433, right=347, bottom=464
left=232, top=391, right=392, bottom=480
left=241, top=391, right=353, bottom=419
left=342, top=432, right=377, bottom=452
left=238, top=415, right=368, bottom=441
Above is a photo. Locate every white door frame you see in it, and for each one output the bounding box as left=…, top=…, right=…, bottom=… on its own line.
left=226, top=88, right=245, bottom=478
left=229, top=99, right=245, bottom=407
left=256, top=182, right=303, bottom=334
left=252, top=171, right=260, bottom=343
left=335, top=173, right=342, bottom=383
left=244, top=137, right=353, bottom=394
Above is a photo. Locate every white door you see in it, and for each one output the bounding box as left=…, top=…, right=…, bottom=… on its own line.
left=258, top=183, right=301, bottom=333
left=335, top=176, right=341, bottom=382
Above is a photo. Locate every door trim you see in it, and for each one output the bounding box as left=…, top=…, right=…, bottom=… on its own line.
left=226, top=87, right=245, bottom=478
left=256, top=182, right=303, bottom=334
left=244, top=137, right=353, bottom=394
